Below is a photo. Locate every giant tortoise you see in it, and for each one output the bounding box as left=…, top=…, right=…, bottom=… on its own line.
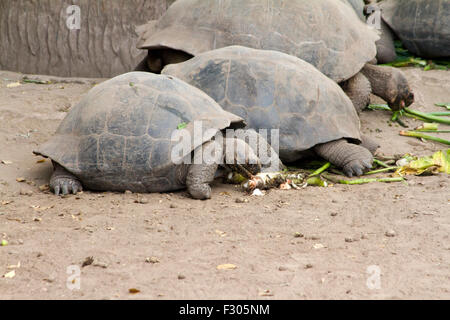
left=34, top=72, right=267, bottom=199
left=136, top=0, right=414, bottom=112
left=379, top=0, right=450, bottom=59
left=163, top=46, right=379, bottom=177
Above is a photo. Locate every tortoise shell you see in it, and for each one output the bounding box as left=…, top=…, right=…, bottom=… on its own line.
left=137, top=0, right=379, bottom=82
left=163, top=46, right=362, bottom=162
left=381, top=0, right=450, bottom=58
left=34, top=72, right=244, bottom=192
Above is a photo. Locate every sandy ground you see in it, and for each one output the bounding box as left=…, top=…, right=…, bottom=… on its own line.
left=0, top=68, right=449, bottom=300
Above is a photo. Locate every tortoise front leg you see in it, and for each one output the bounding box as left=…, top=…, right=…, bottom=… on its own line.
left=186, top=163, right=218, bottom=200
left=186, top=140, right=220, bottom=200
left=341, top=72, right=372, bottom=114
left=314, top=139, right=373, bottom=177
left=50, top=162, right=82, bottom=195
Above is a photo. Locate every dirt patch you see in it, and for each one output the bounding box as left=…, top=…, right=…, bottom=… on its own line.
left=0, top=69, right=449, bottom=299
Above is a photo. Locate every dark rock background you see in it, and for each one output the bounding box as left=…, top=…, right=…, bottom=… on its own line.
left=0, top=0, right=173, bottom=77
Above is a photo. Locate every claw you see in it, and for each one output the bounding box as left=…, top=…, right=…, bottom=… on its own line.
left=344, top=168, right=353, bottom=178
left=362, top=160, right=373, bottom=169
left=72, top=184, right=78, bottom=195
left=54, top=185, right=60, bottom=196
left=61, top=184, right=69, bottom=195
left=354, top=167, right=363, bottom=177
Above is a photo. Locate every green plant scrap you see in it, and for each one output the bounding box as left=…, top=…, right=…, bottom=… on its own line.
left=395, top=149, right=450, bottom=176
left=382, top=41, right=450, bottom=71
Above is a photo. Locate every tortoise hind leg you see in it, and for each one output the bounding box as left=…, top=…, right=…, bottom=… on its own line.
left=314, top=139, right=373, bottom=177
left=50, top=162, right=82, bottom=195
left=341, top=72, right=372, bottom=114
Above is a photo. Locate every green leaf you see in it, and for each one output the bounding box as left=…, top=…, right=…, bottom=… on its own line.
left=396, top=149, right=450, bottom=175
left=177, top=122, right=187, bottom=130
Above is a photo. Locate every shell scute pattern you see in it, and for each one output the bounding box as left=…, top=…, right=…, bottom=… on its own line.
left=34, top=72, right=243, bottom=192
left=163, top=46, right=362, bottom=162
left=381, top=0, right=450, bottom=58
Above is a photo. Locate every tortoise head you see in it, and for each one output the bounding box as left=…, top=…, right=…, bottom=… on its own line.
left=146, top=50, right=164, bottom=73
left=147, top=48, right=193, bottom=74
left=388, top=73, right=415, bottom=111
left=222, top=138, right=262, bottom=179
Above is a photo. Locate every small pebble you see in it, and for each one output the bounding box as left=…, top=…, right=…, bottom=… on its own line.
left=39, top=185, right=49, bottom=191
left=385, top=230, right=396, bottom=237
left=330, top=212, right=338, bottom=217
left=294, top=232, right=304, bottom=238
left=93, top=262, right=108, bottom=269
left=235, top=197, right=249, bottom=204
left=251, top=189, right=264, bottom=196
left=169, top=203, right=177, bottom=208
left=177, top=274, right=186, bottom=280
left=20, top=189, right=33, bottom=196
left=81, top=256, right=94, bottom=267
left=278, top=266, right=287, bottom=272
left=136, top=197, right=149, bottom=204
left=345, top=237, right=355, bottom=243
left=146, top=257, right=160, bottom=264
left=305, top=263, right=313, bottom=269
left=124, top=190, right=132, bottom=194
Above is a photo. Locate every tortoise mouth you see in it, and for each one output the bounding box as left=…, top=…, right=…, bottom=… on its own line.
left=224, top=163, right=262, bottom=179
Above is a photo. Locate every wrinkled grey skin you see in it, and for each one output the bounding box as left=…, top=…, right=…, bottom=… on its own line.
left=34, top=72, right=265, bottom=199
left=136, top=0, right=414, bottom=111
left=0, top=0, right=172, bottom=77
left=163, top=46, right=376, bottom=177
left=380, top=0, right=450, bottom=59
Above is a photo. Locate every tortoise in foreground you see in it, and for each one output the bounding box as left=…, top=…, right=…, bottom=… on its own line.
left=136, top=0, right=414, bottom=112
left=34, top=72, right=268, bottom=199
left=163, top=46, right=379, bottom=177
left=378, top=0, right=450, bottom=59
